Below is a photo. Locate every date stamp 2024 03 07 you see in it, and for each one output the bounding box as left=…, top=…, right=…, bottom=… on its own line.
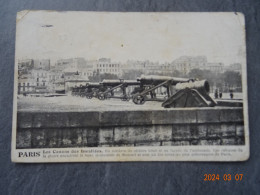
left=204, top=174, right=243, bottom=181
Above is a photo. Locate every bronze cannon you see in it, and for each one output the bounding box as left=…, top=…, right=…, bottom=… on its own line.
left=132, top=75, right=216, bottom=107
left=162, top=80, right=216, bottom=108
left=132, top=75, right=192, bottom=105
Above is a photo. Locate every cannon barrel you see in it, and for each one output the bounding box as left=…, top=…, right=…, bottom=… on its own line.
left=86, top=82, right=101, bottom=87
left=175, top=80, right=210, bottom=94
left=101, top=79, right=140, bottom=86
left=137, top=75, right=191, bottom=85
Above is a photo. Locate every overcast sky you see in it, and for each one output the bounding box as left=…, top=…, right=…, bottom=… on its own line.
left=16, top=11, right=246, bottom=66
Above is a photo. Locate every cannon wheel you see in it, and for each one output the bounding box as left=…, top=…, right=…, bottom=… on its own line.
left=133, top=95, right=145, bottom=105
left=98, top=93, right=106, bottom=100
left=86, top=95, right=92, bottom=99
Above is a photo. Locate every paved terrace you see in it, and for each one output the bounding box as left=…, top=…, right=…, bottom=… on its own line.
left=17, top=93, right=242, bottom=112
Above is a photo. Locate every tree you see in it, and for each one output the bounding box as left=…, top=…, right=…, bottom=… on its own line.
left=188, top=69, right=206, bottom=80
left=88, top=73, right=119, bottom=82
left=144, top=70, right=185, bottom=77
left=188, top=69, right=219, bottom=92
left=121, top=70, right=144, bottom=80
left=221, top=71, right=242, bottom=92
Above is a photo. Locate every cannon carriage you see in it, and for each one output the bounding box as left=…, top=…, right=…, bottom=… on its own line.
left=84, top=82, right=104, bottom=99
left=71, top=83, right=105, bottom=98
left=97, top=79, right=140, bottom=101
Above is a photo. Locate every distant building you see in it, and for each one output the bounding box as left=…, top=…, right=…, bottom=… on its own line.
left=96, top=58, right=121, bottom=76
left=55, top=58, right=93, bottom=79
left=18, top=75, right=35, bottom=94
left=205, top=63, right=224, bottom=73
left=78, top=60, right=95, bottom=78
left=226, top=63, right=242, bottom=74
left=63, top=67, right=79, bottom=80
left=18, top=59, right=34, bottom=77
left=121, top=60, right=146, bottom=73
left=171, top=56, right=207, bottom=74
left=122, top=60, right=163, bottom=75
left=55, top=58, right=75, bottom=71
left=18, top=59, right=53, bottom=94
left=143, top=61, right=160, bottom=74
left=34, top=59, right=50, bottom=70
left=31, top=69, right=50, bottom=87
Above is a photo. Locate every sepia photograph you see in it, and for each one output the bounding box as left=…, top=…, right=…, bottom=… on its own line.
left=12, top=11, right=249, bottom=162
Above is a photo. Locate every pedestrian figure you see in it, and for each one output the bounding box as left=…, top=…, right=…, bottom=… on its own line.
left=214, top=89, right=218, bottom=99
left=219, top=92, right=222, bottom=98
left=230, top=89, right=233, bottom=99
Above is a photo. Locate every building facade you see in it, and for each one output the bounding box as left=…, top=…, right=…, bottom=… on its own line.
left=96, top=58, right=121, bottom=76
left=171, top=56, right=208, bottom=74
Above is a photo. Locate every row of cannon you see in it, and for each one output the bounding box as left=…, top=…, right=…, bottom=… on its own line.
left=71, top=75, right=217, bottom=108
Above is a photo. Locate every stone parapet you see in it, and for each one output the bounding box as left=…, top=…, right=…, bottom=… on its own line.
left=16, top=107, right=244, bottom=148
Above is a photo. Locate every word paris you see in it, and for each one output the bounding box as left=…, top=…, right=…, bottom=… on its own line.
left=12, top=11, right=249, bottom=163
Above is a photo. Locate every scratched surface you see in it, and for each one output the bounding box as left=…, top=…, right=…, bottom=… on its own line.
left=0, top=0, right=260, bottom=194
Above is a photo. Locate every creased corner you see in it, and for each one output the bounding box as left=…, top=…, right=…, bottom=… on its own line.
left=16, top=10, right=31, bottom=23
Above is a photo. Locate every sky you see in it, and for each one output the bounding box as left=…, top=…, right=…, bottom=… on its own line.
left=16, top=11, right=246, bottom=66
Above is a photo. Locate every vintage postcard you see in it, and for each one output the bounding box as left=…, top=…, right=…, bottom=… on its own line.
left=12, top=11, right=249, bottom=162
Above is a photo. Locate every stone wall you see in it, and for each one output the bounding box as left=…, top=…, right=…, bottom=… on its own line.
left=16, top=107, right=245, bottom=148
